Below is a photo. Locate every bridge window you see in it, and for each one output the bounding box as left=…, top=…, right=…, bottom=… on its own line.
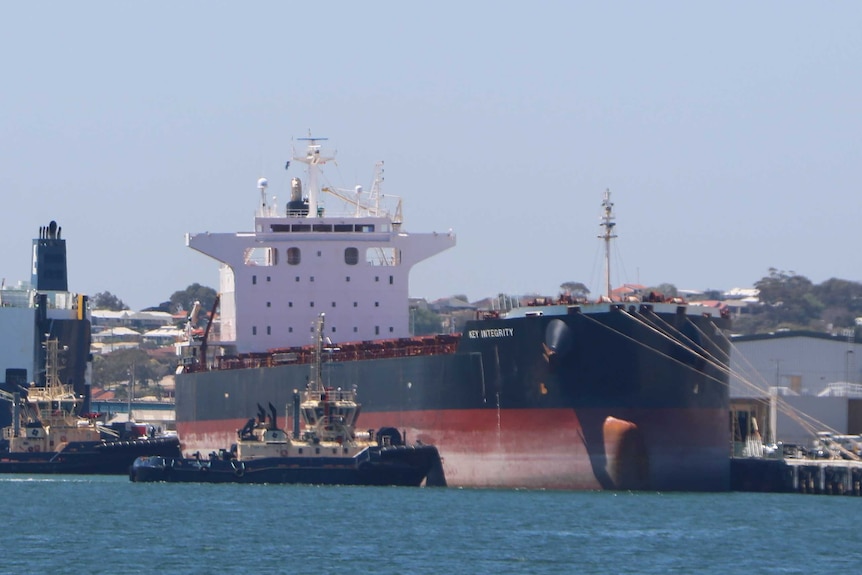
left=244, top=247, right=277, bottom=266
left=287, top=247, right=301, bottom=265
left=344, top=247, right=359, bottom=265
left=366, top=247, right=399, bottom=266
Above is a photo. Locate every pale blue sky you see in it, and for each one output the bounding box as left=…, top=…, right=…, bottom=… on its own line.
left=1, top=2, right=860, bottom=310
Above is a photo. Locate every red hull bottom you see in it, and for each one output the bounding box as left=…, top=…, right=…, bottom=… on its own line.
left=177, top=408, right=729, bottom=491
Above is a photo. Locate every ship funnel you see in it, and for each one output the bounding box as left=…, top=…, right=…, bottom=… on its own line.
left=287, top=177, right=309, bottom=216
left=268, top=402, right=278, bottom=431
left=32, top=220, right=68, bottom=291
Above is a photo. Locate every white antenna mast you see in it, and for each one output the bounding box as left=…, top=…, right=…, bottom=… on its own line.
left=598, top=189, right=617, bottom=299
left=294, top=135, right=334, bottom=218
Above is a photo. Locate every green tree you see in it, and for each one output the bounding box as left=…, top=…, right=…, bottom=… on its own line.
left=169, top=283, right=218, bottom=316
left=812, top=278, right=862, bottom=329
left=92, top=291, right=129, bottom=311
left=755, top=268, right=822, bottom=327
left=560, top=281, right=590, bottom=297
left=92, top=348, right=172, bottom=389
left=411, top=308, right=443, bottom=335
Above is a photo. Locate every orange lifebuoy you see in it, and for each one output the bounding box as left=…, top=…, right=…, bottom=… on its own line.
left=34, top=445, right=41, bottom=452
left=280, top=449, right=289, bottom=457
left=60, top=436, right=67, bottom=443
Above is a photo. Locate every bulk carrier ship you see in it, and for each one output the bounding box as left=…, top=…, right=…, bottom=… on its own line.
left=175, top=137, right=732, bottom=491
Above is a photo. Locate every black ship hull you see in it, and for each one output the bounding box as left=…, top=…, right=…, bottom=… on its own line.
left=0, top=437, right=182, bottom=475
left=129, top=444, right=446, bottom=486
left=176, top=305, right=731, bottom=490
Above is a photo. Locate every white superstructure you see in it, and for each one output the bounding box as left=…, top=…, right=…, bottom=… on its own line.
left=186, top=137, right=455, bottom=354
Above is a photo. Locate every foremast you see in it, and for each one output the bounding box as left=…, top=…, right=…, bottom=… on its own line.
left=598, top=189, right=617, bottom=300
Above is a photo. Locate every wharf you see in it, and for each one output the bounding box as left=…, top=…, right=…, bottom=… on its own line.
left=731, top=457, right=862, bottom=495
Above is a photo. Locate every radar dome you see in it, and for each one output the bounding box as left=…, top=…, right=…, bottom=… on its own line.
left=257, top=177, right=269, bottom=189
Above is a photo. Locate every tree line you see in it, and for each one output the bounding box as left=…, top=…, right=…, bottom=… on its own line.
left=564, top=270, right=862, bottom=336
left=738, top=269, right=862, bottom=335
left=92, top=282, right=217, bottom=315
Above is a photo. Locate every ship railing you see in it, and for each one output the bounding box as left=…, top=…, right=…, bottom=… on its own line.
left=303, top=388, right=356, bottom=403
left=207, top=335, right=462, bottom=372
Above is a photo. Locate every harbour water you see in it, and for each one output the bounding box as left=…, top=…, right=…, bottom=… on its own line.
left=2, top=475, right=859, bottom=574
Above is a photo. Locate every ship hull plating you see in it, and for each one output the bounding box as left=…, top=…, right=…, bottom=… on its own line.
left=176, top=308, right=731, bottom=490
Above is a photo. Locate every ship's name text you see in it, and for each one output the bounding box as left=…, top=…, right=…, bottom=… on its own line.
left=467, top=328, right=514, bottom=339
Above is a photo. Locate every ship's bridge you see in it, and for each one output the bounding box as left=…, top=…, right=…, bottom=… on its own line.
left=187, top=215, right=454, bottom=353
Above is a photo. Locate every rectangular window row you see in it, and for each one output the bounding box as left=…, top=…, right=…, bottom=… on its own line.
left=252, top=274, right=394, bottom=285
left=281, top=301, right=377, bottom=308
left=245, top=247, right=400, bottom=267
left=269, top=223, right=376, bottom=233
left=251, top=325, right=391, bottom=336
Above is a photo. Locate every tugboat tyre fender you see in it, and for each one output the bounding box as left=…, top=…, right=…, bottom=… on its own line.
left=231, top=460, right=245, bottom=477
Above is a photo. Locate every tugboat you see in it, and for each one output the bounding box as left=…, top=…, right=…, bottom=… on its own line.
left=0, top=340, right=182, bottom=474
left=130, top=314, right=446, bottom=486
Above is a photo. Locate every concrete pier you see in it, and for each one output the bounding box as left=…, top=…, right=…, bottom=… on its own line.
left=731, top=457, right=862, bottom=495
